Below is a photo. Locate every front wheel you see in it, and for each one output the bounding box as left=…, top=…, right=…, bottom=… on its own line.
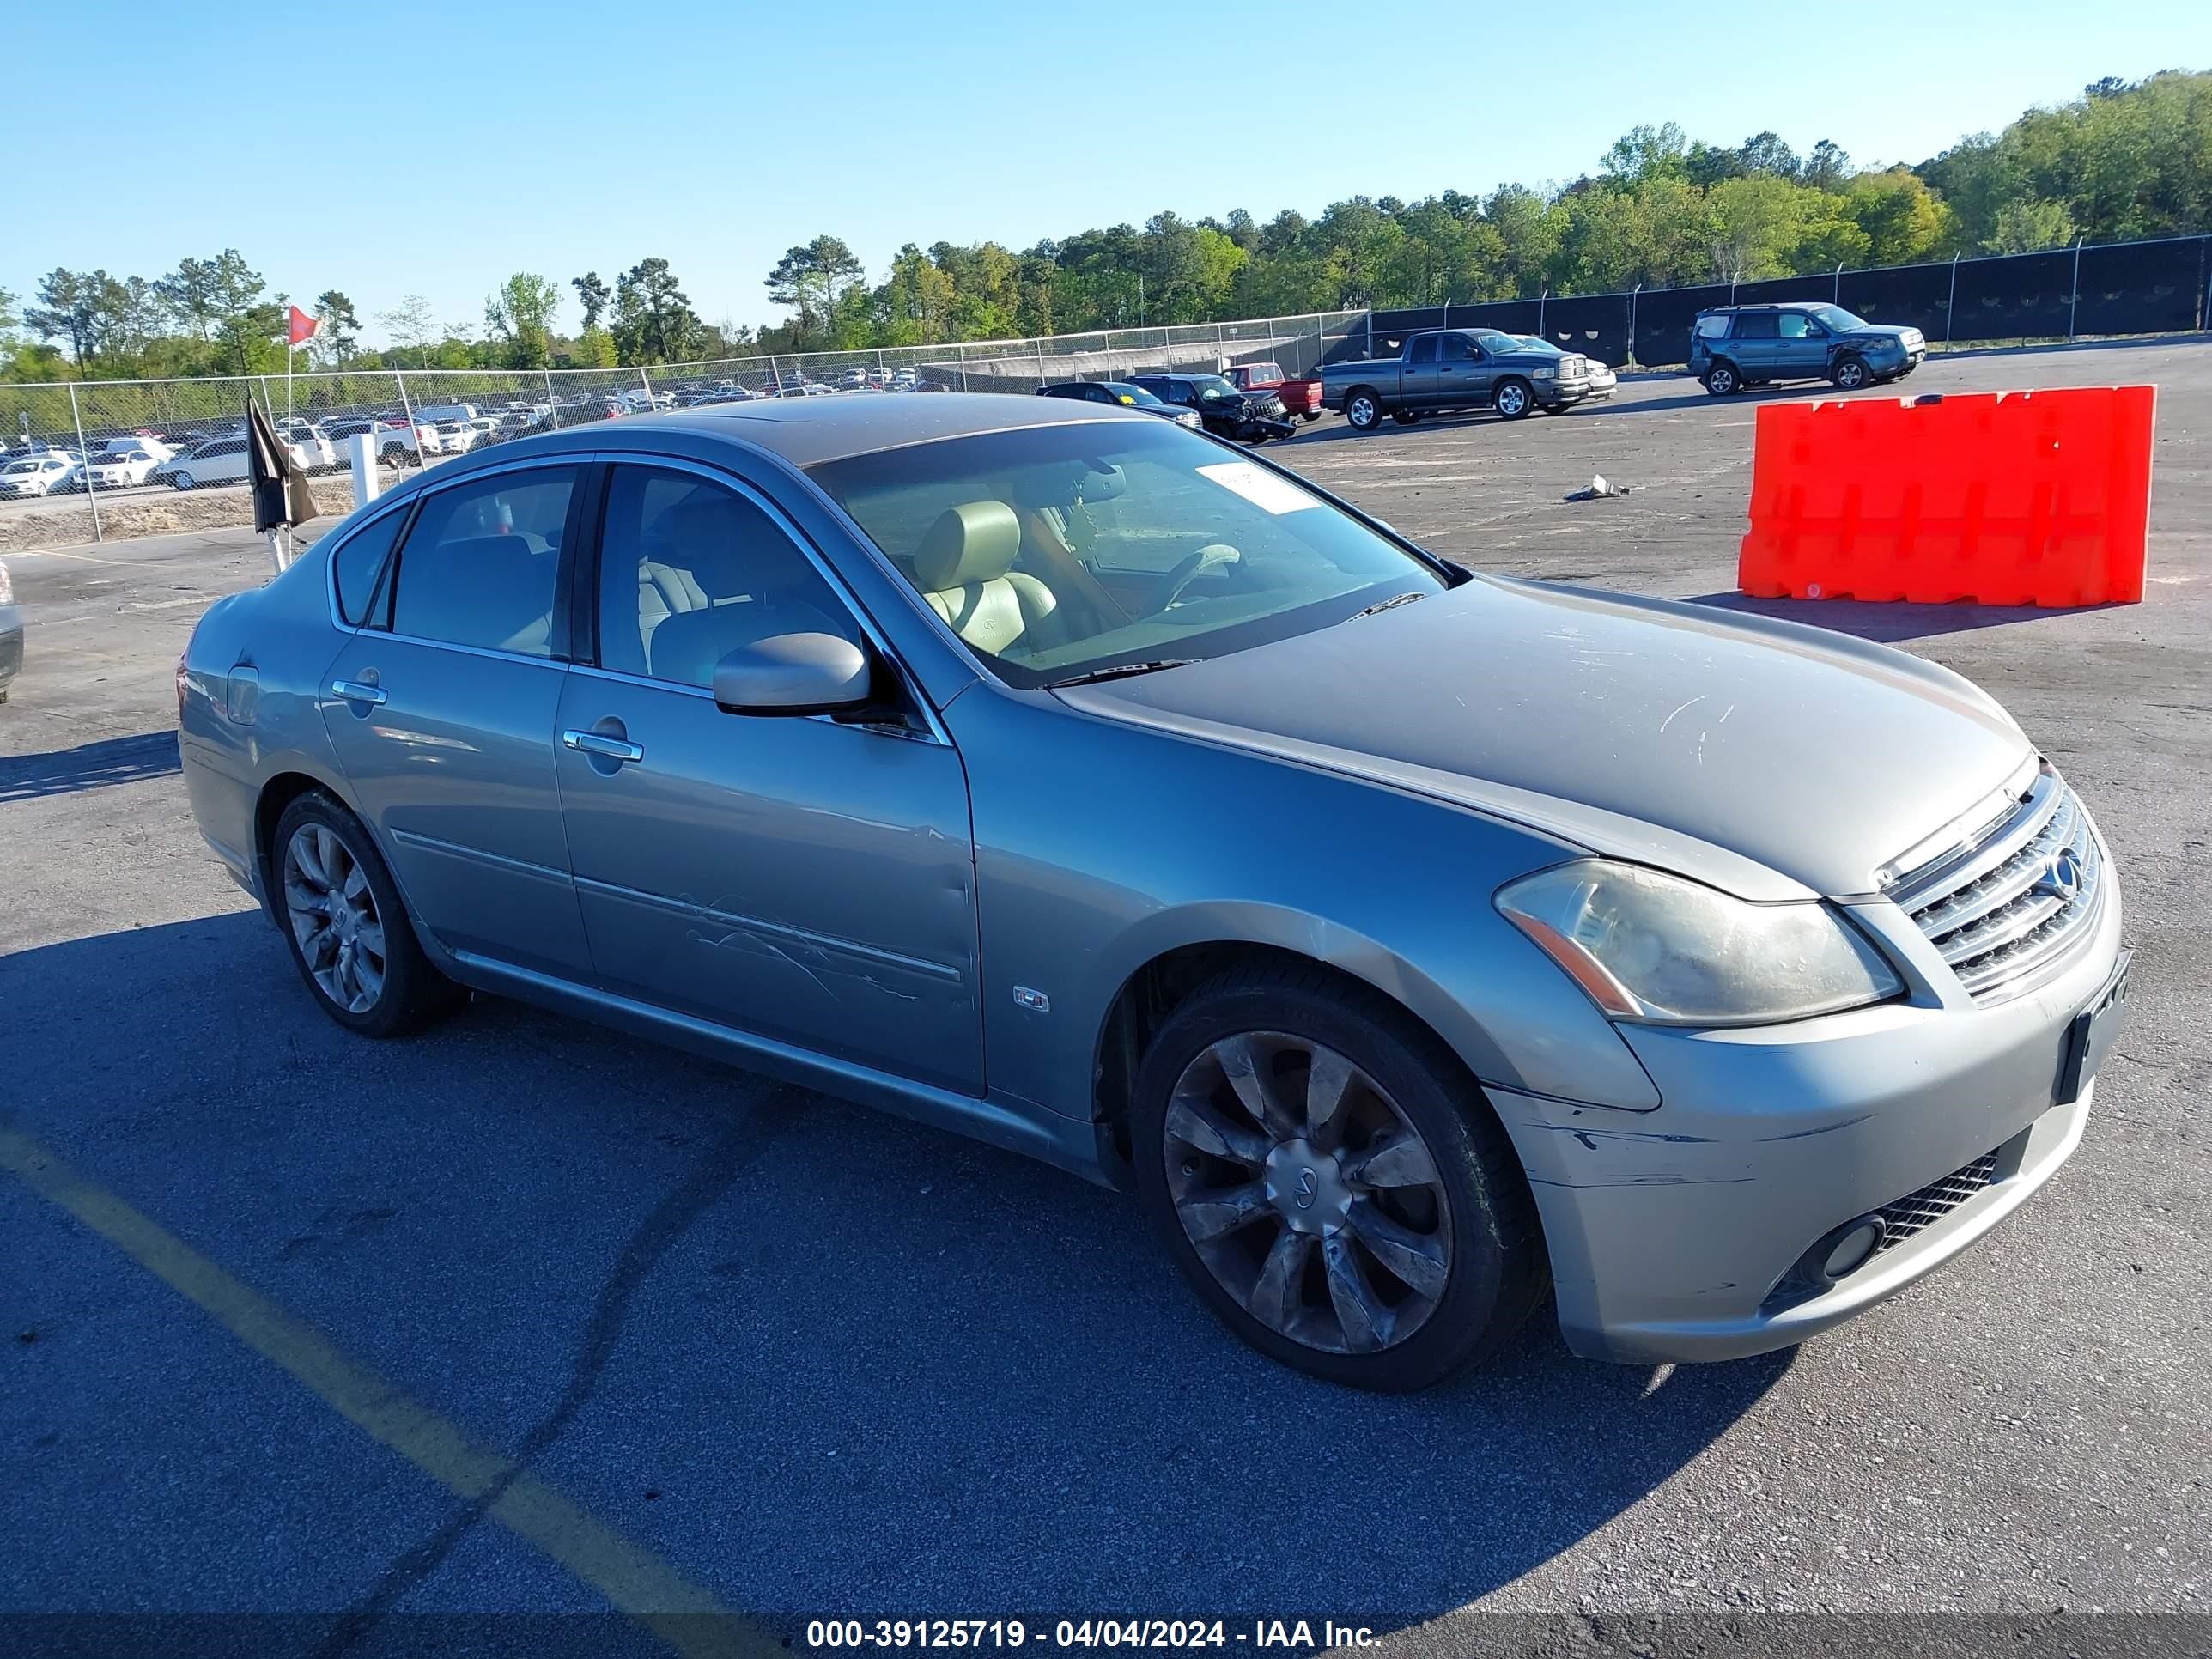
left=1343, top=390, right=1384, bottom=432
left=1301, top=410, right=1321, bottom=423
left=1832, top=355, right=1870, bottom=391
left=1131, top=963, right=1547, bottom=1391
left=171, top=472, right=195, bottom=491
left=1492, top=378, right=1534, bottom=420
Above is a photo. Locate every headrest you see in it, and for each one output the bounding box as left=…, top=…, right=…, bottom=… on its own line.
left=645, top=497, right=750, bottom=593
left=915, top=501, right=1020, bottom=591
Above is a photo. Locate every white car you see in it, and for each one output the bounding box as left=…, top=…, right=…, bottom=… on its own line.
left=164, top=434, right=323, bottom=490
left=85, top=448, right=161, bottom=488
left=96, top=434, right=175, bottom=465
left=273, top=424, right=338, bottom=473
left=0, top=454, right=76, bottom=498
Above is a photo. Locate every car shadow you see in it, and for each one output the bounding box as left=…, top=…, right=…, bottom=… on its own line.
left=4, top=911, right=1796, bottom=1632
left=0, top=731, right=180, bottom=803
left=1684, top=590, right=2127, bottom=644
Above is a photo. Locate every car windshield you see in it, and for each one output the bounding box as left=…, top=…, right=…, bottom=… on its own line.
left=1189, top=375, right=1243, bottom=404
left=1810, top=305, right=1869, bottom=332
left=808, top=418, right=1446, bottom=689
left=3, top=460, right=36, bottom=475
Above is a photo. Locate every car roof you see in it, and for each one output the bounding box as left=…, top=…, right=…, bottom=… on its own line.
left=377, top=392, right=1148, bottom=487
left=1699, top=302, right=1824, bottom=313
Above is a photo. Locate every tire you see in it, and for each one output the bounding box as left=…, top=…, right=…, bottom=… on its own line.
left=171, top=472, right=195, bottom=491
left=1704, top=361, right=1741, bottom=397
left=1832, top=355, right=1870, bottom=392
left=1130, top=961, right=1547, bottom=1391
left=1301, top=411, right=1321, bottom=423
left=270, top=791, right=468, bottom=1038
left=1391, top=409, right=1422, bottom=426
left=1492, top=378, right=1534, bottom=420
left=1343, top=389, right=1384, bottom=432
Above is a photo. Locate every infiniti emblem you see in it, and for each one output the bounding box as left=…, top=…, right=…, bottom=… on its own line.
left=1295, top=1168, right=1320, bottom=1209
left=2035, top=848, right=2084, bottom=900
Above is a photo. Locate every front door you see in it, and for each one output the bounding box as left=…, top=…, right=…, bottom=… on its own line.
left=1775, top=311, right=1831, bottom=378
left=318, top=462, right=593, bottom=977
left=1432, top=331, right=1492, bottom=409
left=554, top=463, right=982, bottom=1092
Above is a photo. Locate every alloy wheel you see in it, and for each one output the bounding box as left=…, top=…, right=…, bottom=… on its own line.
left=1348, top=393, right=1377, bottom=428
left=1496, top=382, right=1528, bottom=417
left=1163, top=1030, right=1454, bottom=1355
left=283, top=823, right=387, bottom=1015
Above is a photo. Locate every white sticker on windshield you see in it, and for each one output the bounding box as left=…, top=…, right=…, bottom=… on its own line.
left=1196, top=460, right=1319, bottom=516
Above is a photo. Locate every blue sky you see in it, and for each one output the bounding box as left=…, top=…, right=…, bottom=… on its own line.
left=7, top=0, right=2207, bottom=345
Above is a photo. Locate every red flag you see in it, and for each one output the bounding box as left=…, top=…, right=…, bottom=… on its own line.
left=287, top=305, right=320, bottom=348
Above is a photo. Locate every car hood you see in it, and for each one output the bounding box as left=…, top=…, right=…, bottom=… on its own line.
left=1054, top=575, right=2033, bottom=902
left=1845, top=325, right=1917, bottom=343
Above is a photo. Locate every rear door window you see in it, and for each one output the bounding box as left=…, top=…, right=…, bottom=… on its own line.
left=1408, top=337, right=1439, bottom=365
left=1733, top=313, right=1781, bottom=340
left=390, top=468, right=579, bottom=657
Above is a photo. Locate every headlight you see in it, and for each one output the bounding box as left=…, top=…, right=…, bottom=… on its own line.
left=1529, top=364, right=1555, bottom=379
left=1495, top=860, right=1901, bottom=1025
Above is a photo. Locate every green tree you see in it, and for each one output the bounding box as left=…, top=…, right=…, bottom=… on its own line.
left=1990, top=196, right=2077, bottom=252
left=486, top=272, right=561, bottom=368
left=1601, top=123, right=1688, bottom=184
left=569, top=325, right=619, bottom=368
left=570, top=271, right=611, bottom=331
left=764, top=235, right=865, bottom=341
left=313, top=290, right=361, bottom=367
left=611, top=257, right=701, bottom=363
left=1843, top=170, right=1954, bottom=266
left=376, top=295, right=440, bottom=367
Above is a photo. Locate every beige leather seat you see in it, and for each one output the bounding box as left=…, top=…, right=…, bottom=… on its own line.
left=915, top=501, right=1056, bottom=657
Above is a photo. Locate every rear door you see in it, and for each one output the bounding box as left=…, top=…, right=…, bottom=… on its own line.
left=318, top=461, right=594, bottom=978
left=1728, top=311, right=1781, bottom=380
left=553, top=460, right=982, bottom=1091
left=1398, top=334, right=1442, bottom=409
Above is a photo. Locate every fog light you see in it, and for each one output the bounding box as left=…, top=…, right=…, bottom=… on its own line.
left=1820, top=1218, right=1885, bottom=1280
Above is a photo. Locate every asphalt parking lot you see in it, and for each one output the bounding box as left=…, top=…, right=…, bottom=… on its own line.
left=3, top=342, right=2208, bottom=1655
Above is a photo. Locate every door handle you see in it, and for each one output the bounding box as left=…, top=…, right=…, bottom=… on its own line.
left=331, top=679, right=387, bottom=706
left=562, top=728, right=644, bottom=763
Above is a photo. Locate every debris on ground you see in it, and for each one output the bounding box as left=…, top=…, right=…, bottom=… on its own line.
left=1565, top=472, right=1639, bottom=501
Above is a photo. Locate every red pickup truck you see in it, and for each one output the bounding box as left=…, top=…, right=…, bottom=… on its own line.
left=1225, top=362, right=1323, bottom=422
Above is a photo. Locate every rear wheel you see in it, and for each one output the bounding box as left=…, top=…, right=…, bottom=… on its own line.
left=272, top=792, right=467, bottom=1038
left=1131, top=963, right=1547, bottom=1390
left=1493, top=378, right=1534, bottom=420
left=1301, top=410, right=1321, bottom=423
left=1391, top=409, right=1422, bottom=426
left=1704, top=361, right=1741, bottom=397
left=1832, top=355, right=1870, bottom=391
left=1344, top=390, right=1384, bottom=432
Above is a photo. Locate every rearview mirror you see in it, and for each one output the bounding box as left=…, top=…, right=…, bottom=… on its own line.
left=712, top=633, right=872, bottom=716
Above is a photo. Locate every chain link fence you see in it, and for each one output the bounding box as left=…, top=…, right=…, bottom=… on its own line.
left=0, top=311, right=1364, bottom=552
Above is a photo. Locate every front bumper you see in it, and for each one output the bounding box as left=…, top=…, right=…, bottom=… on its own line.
left=1496, top=864, right=2124, bottom=1364
left=1534, top=379, right=1596, bottom=408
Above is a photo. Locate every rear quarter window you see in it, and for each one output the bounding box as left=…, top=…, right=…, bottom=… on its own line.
left=1694, top=315, right=1732, bottom=339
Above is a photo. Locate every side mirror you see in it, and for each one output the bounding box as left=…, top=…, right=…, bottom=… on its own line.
left=712, top=633, right=873, bottom=716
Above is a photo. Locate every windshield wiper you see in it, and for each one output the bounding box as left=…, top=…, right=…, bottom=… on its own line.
left=1046, top=659, right=1194, bottom=688
left=1348, top=591, right=1428, bottom=619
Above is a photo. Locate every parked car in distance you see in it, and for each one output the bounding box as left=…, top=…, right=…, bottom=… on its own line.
left=1127, top=373, right=1297, bottom=443
left=174, top=393, right=2127, bottom=1391
left=1509, top=337, right=1620, bottom=407
left=1225, top=362, right=1325, bottom=422
left=0, top=556, right=21, bottom=702
left=273, top=422, right=339, bottom=473
left=1324, top=329, right=1604, bottom=430
left=162, top=433, right=322, bottom=489
left=1688, top=303, right=1926, bottom=396
left=0, top=453, right=78, bottom=498
left=85, top=447, right=162, bottom=488
left=1038, top=380, right=1203, bottom=429
left=323, top=416, right=422, bottom=465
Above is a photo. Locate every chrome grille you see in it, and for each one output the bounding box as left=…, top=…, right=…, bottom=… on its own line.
left=1887, top=768, right=2103, bottom=1000
left=1874, top=1151, right=2001, bottom=1252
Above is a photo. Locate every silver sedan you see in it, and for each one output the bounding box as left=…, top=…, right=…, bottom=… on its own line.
left=176, top=394, right=2127, bottom=1390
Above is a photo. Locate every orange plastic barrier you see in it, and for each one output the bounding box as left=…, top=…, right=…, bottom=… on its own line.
left=1737, top=385, right=2154, bottom=606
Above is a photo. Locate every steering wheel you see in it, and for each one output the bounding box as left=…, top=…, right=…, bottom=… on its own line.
left=1149, top=543, right=1242, bottom=615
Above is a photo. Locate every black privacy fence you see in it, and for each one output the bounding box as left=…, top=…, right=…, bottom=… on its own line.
left=1335, top=234, right=2211, bottom=370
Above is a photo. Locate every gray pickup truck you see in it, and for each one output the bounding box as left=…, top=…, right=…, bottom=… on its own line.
left=1322, top=328, right=1605, bottom=430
